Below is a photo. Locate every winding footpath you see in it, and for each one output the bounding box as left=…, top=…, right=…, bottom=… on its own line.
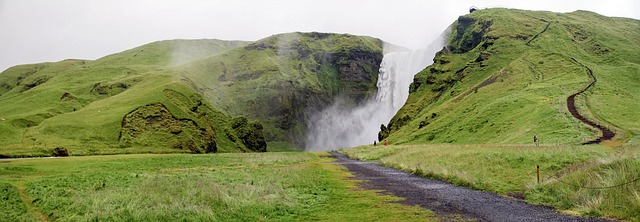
left=527, top=21, right=615, bottom=144
left=565, top=58, right=615, bottom=144
left=331, top=152, right=608, bottom=222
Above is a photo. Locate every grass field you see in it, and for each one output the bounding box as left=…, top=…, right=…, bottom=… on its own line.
left=0, top=152, right=436, bottom=221
left=340, top=144, right=640, bottom=221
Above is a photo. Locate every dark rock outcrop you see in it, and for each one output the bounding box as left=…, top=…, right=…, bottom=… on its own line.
left=448, top=17, right=493, bottom=53
left=118, top=103, right=217, bottom=153
left=21, top=75, right=51, bottom=91
left=231, top=117, right=267, bottom=152
left=52, top=147, right=69, bottom=157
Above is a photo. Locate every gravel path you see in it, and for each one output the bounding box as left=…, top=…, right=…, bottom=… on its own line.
left=331, top=152, right=609, bottom=222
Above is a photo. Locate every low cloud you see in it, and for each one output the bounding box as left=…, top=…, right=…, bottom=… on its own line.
left=0, top=0, right=637, bottom=71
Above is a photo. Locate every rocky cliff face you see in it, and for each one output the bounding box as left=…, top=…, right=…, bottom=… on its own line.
left=335, top=48, right=383, bottom=101
left=180, top=32, right=384, bottom=147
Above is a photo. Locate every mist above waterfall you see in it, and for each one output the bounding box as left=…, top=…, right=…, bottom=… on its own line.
left=305, top=32, right=448, bottom=151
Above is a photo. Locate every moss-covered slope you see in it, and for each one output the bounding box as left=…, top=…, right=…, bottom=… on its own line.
left=0, top=33, right=384, bottom=156
left=382, top=9, right=640, bottom=145
left=178, top=32, right=383, bottom=145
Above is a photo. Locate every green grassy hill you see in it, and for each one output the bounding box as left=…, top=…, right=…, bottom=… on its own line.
left=382, top=9, right=640, bottom=146
left=0, top=33, right=384, bottom=157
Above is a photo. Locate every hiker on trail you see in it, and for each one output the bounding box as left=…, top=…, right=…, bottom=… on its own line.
left=374, top=140, right=377, bottom=147
left=383, top=140, right=388, bottom=146
left=534, top=134, right=539, bottom=146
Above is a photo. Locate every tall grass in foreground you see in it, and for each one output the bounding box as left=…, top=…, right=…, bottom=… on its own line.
left=1, top=153, right=435, bottom=221
left=340, top=144, right=640, bottom=221
left=341, top=144, right=610, bottom=194
left=0, top=182, right=35, bottom=221
left=527, top=146, right=640, bottom=221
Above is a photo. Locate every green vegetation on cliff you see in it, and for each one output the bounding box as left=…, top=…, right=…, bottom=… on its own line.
left=383, top=9, right=640, bottom=145
left=0, top=39, right=250, bottom=156
left=178, top=32, right=383, bottom=145
left=0, top=33, right=384, bottom=157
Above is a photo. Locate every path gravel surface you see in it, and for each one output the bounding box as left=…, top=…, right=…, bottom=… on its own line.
left=331, top=152, right=610, bottom=222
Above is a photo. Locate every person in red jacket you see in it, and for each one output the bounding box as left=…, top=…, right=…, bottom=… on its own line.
left=383, top=140, right=388, bottom=146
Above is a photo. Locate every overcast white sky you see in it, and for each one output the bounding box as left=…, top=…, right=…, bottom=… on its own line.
left=0, top=0, right=638, bottom=72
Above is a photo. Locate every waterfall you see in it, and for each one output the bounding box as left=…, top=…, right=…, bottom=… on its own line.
left=305, top=34, right=447, bottom=151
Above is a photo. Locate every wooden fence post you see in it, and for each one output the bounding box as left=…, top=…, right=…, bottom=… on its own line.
left=537, top=165, right=540, bottom=184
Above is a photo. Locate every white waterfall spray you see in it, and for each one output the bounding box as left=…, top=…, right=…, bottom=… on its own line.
left=305, top=33, right=448, bottom=151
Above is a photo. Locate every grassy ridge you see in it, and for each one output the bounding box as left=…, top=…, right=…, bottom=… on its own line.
left=0, top=153, right=436, bottom=221
left=384, top=9, right=640, bottom=145
left=340, top=144, right=640, bottom=221
left=0, top=33, right=385, bottom=156
left=0, top=39, right=251, bottom=156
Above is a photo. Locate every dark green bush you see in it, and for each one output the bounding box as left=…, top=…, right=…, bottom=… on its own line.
left=231, top=117, right=267, bottom=152
left=52, top=147, right=69, bottom=157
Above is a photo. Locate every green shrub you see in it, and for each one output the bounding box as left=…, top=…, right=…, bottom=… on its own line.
left=51, top=147, right=69, bottom=157
left=231, top=117, right=267, bottom=152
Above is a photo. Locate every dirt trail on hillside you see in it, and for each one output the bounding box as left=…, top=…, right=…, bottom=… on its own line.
left=527, top=21, right=615, bottom=144
left=565, top=58, right=615, bottom=144
left=331, top=152, right=609, bottom=222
